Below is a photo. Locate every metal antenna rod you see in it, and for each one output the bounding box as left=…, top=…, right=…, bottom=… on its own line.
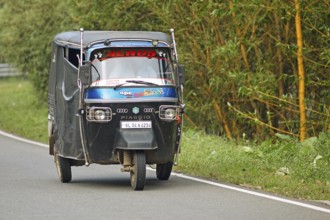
left=170, top=29, right=179, bottom=62
left=78, top=28, right=90, bottom=166
left=79, top=28, right=84, bottom=66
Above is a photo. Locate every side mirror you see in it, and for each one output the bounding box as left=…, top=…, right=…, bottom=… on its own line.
left=78, top=63, right=91, bottom=86
left=178, top=64, right=185, bottom=85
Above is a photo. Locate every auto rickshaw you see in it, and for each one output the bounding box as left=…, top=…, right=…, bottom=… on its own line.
left=48, top=29, right=185, bottom=190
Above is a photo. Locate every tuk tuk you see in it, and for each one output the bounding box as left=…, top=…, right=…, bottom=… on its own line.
left=48, top=29, right=185, bottom=190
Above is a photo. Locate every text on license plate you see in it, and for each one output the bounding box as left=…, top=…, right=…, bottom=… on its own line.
left=120, top=121, right=152, bottom=129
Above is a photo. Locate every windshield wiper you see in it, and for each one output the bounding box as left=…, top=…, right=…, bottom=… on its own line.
left=113, top=80, right=160, bottom=90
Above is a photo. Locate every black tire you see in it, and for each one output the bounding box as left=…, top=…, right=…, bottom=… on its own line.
left=54, top=154, right=72, bottom=183
left=130, top=151, right=146, bottom=190
left=156, top=162, right=173, bottom=180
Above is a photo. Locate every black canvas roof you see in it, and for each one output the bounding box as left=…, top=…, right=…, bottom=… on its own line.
left=54, top=31, right=172, bottom=48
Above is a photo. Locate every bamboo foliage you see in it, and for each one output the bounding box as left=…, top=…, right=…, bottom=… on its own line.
left=0, top=0, right=328, bottom=140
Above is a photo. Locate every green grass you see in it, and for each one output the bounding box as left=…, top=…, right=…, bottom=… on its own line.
left=0, top=77, right=48, bottom=143
left=0, top=77, right=329, bottom=200
left=177, top=130, right=330, bottom=200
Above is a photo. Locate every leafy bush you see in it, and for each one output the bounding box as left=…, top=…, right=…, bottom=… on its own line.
left=0, top=0, right=329, bottom=139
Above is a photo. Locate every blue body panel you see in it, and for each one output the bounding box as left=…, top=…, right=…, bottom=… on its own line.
left=85, top=87, right=177, bottom=102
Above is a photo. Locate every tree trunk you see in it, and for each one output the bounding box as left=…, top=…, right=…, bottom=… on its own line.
left=295, top=0, right=306, bottom=141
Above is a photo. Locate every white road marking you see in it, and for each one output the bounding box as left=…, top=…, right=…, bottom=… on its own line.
left=1, top=130, right=329, bottom=214
left=0, top=130, right=48, bottom=148
left=169, top=172, right=330, bottom=214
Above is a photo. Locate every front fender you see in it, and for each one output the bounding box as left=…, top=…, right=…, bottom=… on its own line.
left=115, top=129, right=157, bottom=150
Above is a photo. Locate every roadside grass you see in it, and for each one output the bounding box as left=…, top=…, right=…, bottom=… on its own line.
left=0, top=77, right=329, bottom=200
left=0, top=77, right=48, bottom=143
left=177, top=130, right=329, bottom=200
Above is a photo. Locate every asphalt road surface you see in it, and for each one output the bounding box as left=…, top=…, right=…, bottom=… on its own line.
left=0, top=131, right=329, bottom=220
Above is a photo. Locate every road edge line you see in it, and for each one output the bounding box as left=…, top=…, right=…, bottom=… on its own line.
left=0, top=130, right=48, bottom=148
left=170, top=172, right=330, bottom=214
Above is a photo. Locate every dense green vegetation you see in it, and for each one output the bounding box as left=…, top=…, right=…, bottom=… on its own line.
left=0, top=78, right=329, bottom=200
left=0, top=0, right=329, bottom=140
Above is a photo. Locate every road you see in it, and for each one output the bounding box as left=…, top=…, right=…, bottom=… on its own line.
left=0, top=132, right=329, bottom=220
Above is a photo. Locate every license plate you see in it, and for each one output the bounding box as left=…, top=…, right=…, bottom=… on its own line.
left=120, top=121, right=152, bottom=129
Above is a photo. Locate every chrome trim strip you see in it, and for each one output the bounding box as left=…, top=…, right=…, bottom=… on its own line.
left=55, top=39, right=170, bottom=49
left=84, top=98, right=178, bottom=104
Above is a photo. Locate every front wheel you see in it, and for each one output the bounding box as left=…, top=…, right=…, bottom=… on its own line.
left=156, top=162, right=173, bottom=180
left=130, top=151, right=146, bottom=190
left=54, top=154, right=72, bottom=183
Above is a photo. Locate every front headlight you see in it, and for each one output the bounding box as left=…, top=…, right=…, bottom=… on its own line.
left=94, top=110, right=106, bottom=120
left=164, top=108, right=176, bottom=120
left=86, top=107, right=112, bottom=122
left=159, top=105, right=179, bottom=121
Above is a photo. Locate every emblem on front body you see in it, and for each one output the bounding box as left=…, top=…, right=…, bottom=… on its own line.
left=116, top=108, right=128, bottom=113
left=132, top=107, right=139, bottom=114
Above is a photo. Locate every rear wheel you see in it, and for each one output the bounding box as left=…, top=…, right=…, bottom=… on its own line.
left=54, top=154, right=72, bottom=183
left=130, top=151, right=146, bottom=190
left=156, top=161, right=173, bottom=180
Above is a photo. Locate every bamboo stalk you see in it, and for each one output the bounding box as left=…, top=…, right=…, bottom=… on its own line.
left=295, top=0, right=306, bottom=141
left=213, top=98, right=232, bottom=140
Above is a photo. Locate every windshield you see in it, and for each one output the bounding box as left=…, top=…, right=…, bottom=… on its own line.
left=89, top=48, right=175, bottom=87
